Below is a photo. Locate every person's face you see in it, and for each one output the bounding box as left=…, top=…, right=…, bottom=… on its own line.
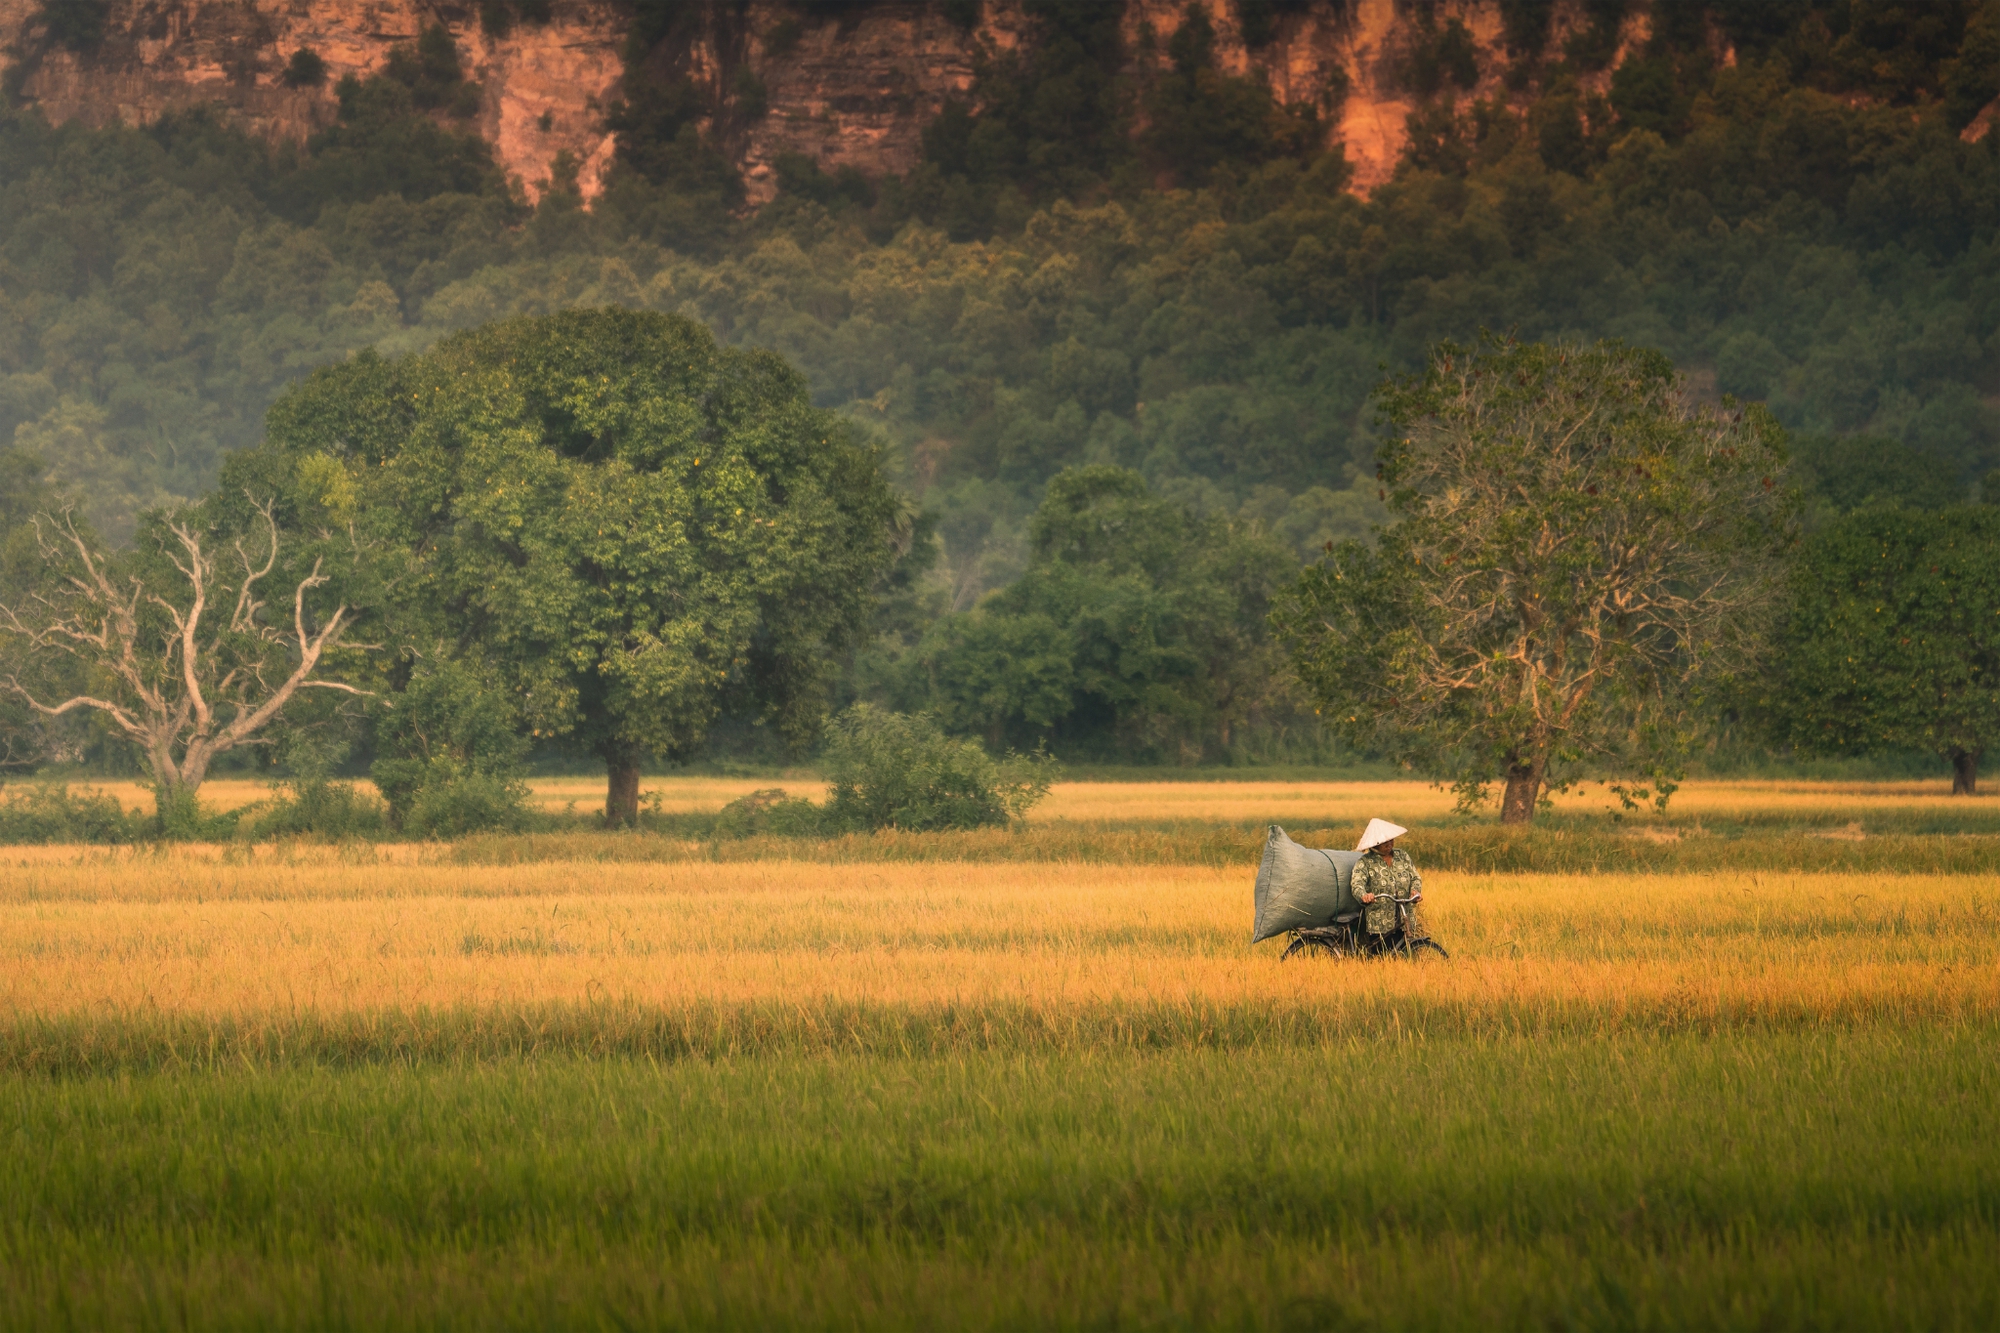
left=1378, top=839, right=1395, bottom=857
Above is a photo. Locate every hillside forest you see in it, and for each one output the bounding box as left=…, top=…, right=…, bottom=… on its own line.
left=2, top=0, right=1999, bottom=781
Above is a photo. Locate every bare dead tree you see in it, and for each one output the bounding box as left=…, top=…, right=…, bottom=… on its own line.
left=0, top=498, right=364, bottom=809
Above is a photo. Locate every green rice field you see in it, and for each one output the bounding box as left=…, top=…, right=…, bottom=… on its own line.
left=1, top=778, right=1995, bottom=1329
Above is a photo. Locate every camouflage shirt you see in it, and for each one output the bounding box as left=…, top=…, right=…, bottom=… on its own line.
left=1350, top=848, right=1426, bottom=938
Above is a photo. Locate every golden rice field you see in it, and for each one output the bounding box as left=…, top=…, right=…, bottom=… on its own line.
left=57, top=772, right=1996, bottom=824
left=1, top=778, right=1996, bottom=1329
left=0, top=859, right=1991, bottom=1028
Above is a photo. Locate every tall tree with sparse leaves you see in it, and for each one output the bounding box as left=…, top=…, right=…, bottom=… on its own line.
left=1276, top=337, right=1792, bottom=823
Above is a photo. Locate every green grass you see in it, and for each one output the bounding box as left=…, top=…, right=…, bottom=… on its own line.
left=1, top=1028, right=1993, bottom=1330
left=5, top=994, right=1990, bottom=1079
left=7, top=785, right=1996, bottom=1328
left=428, top=822, right=2000, bottom=874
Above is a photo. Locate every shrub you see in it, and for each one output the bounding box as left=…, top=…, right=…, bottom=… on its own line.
left=283, top=49, right=328, bottom=88
left=714, top=787, right=826, bottom=838
left=34, top=0, right=110, bottom=52
left=397, top=761, right=532, bottom=839
left=150, top=785, right=248, bottom=840
left=244, top=779, right=388, bottom=840
left=820, top=704, right=1057, bottom=833
left=0, top=782, right=141, bottom=844
left=372, top=656, right=531, bottom=836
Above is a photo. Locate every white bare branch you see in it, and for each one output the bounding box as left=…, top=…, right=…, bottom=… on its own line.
left=230, top=493, right=280, bottom=634
left=0, top=501, right=373, bottom=803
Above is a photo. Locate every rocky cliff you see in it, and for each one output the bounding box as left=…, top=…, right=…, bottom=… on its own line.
left=0, top=0, right=630, bottom=200
left=0, top=0, right=1657, bottom=203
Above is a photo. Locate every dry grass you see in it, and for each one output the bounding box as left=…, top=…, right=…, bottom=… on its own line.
left=6, top=779, right=1993, bottom=1048
left=1, top=854, right=1992, bottom=1035
left=47, top=777, right=276, bottom=815
left=49, top=774, right=2000, bottom=827
left=5, top=782, right=1996, bottom=1327
left=1043, top=776, right=2000, bottom=827
left=516, top=773, right=831, bottom=813
left=54, top=773, right=832, bottom=818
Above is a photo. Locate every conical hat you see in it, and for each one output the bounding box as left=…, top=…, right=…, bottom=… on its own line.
left=1356, top=818, right=1407, bottom=852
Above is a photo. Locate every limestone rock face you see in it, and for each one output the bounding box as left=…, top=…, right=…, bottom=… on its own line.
left=0, top=0, right=1653, bottom=203
left=0, top=0, right=627, bottom=203
left=732, top=0, right=1026, bottom=207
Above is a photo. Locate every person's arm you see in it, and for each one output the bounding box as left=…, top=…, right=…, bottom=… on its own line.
left=1353, top=857, right=1376, bottom=903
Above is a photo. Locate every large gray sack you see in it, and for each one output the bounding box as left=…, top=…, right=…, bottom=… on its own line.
left=1251, top=826, right=1362, bottom=943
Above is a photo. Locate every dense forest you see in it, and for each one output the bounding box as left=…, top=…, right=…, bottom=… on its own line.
left=2, top=0, right=1998, bottom=769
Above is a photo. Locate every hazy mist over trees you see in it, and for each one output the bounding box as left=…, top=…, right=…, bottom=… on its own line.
left=1, top=0, right=1997, bottom=780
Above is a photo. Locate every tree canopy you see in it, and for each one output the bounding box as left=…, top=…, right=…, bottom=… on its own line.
left=0, top=3, right=1996, bottom=780
left=896, top=466, right=1301, bottom=762
left=1277, top=337, right=1792, bottom=821
left=0, top=445, right=70, bottom=768
left=1759, top=505, right=2000, bottom=794
left=2, top=2, right=1994, bottom=585
left=264, top=308, right=902, bottom=823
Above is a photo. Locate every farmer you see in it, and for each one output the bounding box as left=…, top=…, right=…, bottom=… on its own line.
left=1351, top=818, right=1428, bottom=942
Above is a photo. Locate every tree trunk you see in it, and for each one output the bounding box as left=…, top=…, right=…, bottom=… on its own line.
left=1950, top=749, right=1979, bottom=796
left=604, top=750, right=642, bottom=828
left=1499, top=763, right=1541, bottom=825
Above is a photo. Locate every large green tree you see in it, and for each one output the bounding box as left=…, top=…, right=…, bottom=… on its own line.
left=1760, top=505, right=2000, bottom=794
left=1276, top=338, right=1792, bottom=823
left=265, top=308, right=902, bottom=824
left=912, top=466, right=1299, bottom=761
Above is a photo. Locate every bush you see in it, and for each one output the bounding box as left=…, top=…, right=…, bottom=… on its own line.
left=283, top=49, right=328, bottom=88
left=243, top=779, right=388, bottom=840
left=150, top=785, right=247, bottom=840
left=395, top=761, right=532, bottom=839
left=821, top=705, right=1057, bottom=833
left=0, top=781, right=141, bottom=844
left=371, top=656, right=532, bottom=836
left=714, top=787, right=826, bottom=838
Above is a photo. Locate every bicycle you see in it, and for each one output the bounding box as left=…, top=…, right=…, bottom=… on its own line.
left=1280, top=892, right=1448, bottom=961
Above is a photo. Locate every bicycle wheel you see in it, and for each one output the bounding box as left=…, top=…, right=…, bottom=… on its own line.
left=1283, top=933, right=1346, bottom=960
left=1408, top=938, right=1449, bottom=961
